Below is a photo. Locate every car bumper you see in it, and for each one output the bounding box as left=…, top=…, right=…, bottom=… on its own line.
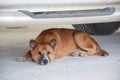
left=0, top=0, right=120, bottom=27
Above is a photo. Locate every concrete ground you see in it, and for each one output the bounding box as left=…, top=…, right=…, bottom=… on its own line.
left=0, top=25, right=120, bottom=80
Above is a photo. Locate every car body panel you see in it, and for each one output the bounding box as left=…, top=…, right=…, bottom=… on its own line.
left=0, top=0, right=120, bottom=27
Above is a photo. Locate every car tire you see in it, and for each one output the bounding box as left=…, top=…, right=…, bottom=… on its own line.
left=73, top=22, right=120, bottom=35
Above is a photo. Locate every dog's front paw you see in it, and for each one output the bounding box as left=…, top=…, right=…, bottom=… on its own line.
left=17, top=56, right=26, bottom=62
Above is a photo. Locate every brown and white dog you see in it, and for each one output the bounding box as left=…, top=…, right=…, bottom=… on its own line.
left=18, top=28, right=108, bottom=65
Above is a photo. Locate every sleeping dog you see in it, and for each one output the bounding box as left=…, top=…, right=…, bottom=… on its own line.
left=18, top=28, right=108, bottom=65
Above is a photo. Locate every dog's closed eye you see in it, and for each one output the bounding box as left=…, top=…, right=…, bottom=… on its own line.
left=38, top=51, right=42, bottom=55
left=47, top=51, right=51, bottom=55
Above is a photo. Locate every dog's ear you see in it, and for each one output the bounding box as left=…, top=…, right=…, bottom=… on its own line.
left=49, top=39, right=56, bottom=49
left=29, top=39, right=37, bottom=49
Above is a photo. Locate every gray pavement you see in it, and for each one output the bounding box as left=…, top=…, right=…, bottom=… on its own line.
left=0, top=26, right=120, bottom=80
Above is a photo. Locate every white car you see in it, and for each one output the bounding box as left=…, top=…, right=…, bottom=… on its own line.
left=0, top=0, right=120, bottom=35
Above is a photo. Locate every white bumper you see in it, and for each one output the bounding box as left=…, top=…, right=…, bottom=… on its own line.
left=0, top=0, right=120, bottom=27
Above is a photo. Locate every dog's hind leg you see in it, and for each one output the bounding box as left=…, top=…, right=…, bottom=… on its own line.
left=72, top=48, right=96, bottom=57
left=73, top=31, right=99, bottom=56
left=17, top=50, right=31, bottom=62
left=79, top=50, right=97, bottom=57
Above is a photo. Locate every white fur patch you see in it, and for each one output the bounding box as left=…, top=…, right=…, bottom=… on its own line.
left=72, top=49, right=80, bottom=57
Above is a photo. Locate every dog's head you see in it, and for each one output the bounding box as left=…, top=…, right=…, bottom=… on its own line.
left=29, top=39, right=56, bottom=65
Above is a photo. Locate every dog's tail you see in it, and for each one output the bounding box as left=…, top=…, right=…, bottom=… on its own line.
left=97, top=49, right=109, bottom=56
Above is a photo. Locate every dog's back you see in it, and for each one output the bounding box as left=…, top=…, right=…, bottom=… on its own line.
left=35, top=28, right=78, bottom=56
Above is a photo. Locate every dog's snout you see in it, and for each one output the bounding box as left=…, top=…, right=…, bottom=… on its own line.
left=43, top=59, right=48, bottom=64
left=39, top=58, right=49, bottom=65
left=39, top=53, right=50, bottom=65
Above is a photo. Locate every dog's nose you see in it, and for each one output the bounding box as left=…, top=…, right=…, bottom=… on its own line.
left=43, top=59, right=48, bottom=64
left=39, top=54, right=50, bottom=65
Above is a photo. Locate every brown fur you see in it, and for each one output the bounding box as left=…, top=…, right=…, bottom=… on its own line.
left=18, top=28, right=108, bottom=64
